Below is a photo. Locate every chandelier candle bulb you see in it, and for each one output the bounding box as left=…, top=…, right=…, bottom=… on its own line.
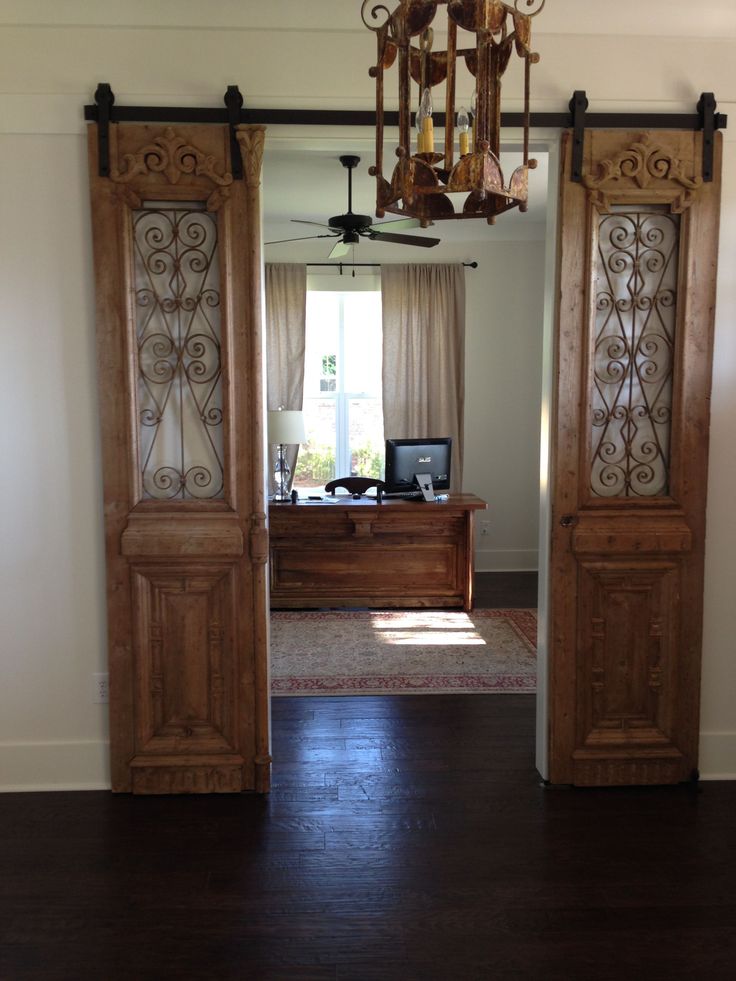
left=422, top=117, right=434, bottom=154
left=419, top=87, right=434, bottom=154
left=469, top=89, right=477, bottom=153
left=457, top=107, right=470, bottom=156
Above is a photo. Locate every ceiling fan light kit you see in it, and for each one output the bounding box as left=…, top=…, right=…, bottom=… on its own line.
left=361, top=0, right=545, bottom=225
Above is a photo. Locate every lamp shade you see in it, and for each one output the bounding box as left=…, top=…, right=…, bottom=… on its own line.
left=267, top=409, right=306, bottom=445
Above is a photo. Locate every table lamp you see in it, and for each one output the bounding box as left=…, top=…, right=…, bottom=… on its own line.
left=267, top=408, right=306, bottom=501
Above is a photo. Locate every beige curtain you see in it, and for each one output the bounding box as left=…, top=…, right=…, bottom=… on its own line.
left=381, top=264, right=465, bottom=492
left=265, top=263, right=307, bottom=493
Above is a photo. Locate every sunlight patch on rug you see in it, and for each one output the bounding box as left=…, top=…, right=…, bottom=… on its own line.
left=270, top=608, right=537, bottom=696
left=370, top=610, right=487, bottom=646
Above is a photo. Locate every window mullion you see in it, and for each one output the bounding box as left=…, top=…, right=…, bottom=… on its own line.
left=336, top=294, right=348, bottom=476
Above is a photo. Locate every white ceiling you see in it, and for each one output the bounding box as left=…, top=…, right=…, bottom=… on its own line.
left=262, top=146, right=549, bottom=259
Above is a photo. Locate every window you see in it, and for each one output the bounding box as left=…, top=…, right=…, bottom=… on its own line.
left=295, top=290, right=383, bottom=489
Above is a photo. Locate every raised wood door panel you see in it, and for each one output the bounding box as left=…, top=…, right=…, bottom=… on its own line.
left=129, top=563, right=249, bottom=794
left=88, top=122, right=270, bottom=794
left=574, top=560, right=682, bottom=783
left=549, top=130, right=722, bottom=786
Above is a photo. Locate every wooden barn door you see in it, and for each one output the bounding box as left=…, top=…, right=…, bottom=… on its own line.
left=548, top=130, right=722, bottom=786
left=88, top=122, right=270, bottom=793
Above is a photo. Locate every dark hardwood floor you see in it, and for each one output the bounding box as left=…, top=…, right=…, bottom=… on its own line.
left=474, top=570, right=538, bottom=609
left=2, top=572, right=735, bottom=980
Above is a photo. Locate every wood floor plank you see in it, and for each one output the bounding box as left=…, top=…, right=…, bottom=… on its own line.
left=2, top=573, right=736, bottom=979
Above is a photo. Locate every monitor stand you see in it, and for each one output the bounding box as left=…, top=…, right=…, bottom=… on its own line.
left=414, top=473, right=436, bottom=502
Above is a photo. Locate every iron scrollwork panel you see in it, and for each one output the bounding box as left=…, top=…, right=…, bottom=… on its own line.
left=133, top=204, right=224, bottom=500
left=590, top=207, right=680, bottom=498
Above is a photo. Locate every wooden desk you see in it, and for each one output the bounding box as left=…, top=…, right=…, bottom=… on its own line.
left=268, top=494, right=486, bottom=610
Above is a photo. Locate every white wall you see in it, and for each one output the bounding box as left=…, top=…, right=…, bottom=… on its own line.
left=1, top=2, right=735, bottom=786
left=464, top=240, right=545, bottom=571
left=701, top=144, right=736, bottom=779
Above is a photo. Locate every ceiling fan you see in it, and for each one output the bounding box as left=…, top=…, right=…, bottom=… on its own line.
left=265, top=154, right=441, bottom=259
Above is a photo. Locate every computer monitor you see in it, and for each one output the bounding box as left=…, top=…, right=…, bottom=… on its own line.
left=383, top=437, right=452, bottom=499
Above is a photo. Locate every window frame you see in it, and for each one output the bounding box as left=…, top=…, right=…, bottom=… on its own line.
left=300, top=288, right=383, bottom=485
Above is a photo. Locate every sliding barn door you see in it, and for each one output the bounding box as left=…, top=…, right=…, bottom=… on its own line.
left=88, top=122, right=270, bottom=793
left=548, top=130, right=722, bottom=786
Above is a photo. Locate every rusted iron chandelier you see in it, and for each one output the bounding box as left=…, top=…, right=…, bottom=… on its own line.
left=361, top=0, right=545, bottom=224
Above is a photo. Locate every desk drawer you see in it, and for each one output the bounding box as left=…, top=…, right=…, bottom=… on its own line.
left=270, top=542, right=461, bottom=605
left=269, top=511, right=465, bottom=543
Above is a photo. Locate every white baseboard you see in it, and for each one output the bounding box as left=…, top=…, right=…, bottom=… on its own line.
left=2, top=730, right=730, bottom=792
left=698, top=732, right=736, bottom=780
left=0, top=740, right=111, bottom=792
left=476, top=548, right=539, bottom=572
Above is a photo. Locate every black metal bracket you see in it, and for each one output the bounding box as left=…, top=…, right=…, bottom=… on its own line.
left=91, top=83, right=246, bottom=179
left=569, top=90, right=589, bottom=183
left=94, top=82, right=114, bottom=177
left=697, top=92, right=723, bottom=183
left=569, top=90, right=726, bottom=184
left=224, top=85, right=244, bottom=180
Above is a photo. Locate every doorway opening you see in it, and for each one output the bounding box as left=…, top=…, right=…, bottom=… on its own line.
left=262, top=134, right=560, bottom=779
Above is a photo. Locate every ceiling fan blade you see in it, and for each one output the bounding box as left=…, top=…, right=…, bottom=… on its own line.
left=265, top=233, right=337, bottom=245
left=291, top=219, right=335, bottom=230
left=367, top=231, right=441, bottom=248
left=368, top=217, right=423, bottom=232
left=328, top=239, right=352, bottom=259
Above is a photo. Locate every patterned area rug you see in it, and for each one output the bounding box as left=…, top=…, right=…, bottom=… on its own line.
left=270, top=608, right=538, bottom=696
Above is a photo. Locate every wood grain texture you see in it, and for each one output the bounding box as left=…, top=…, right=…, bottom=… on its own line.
left=269, top=495, right=486, bottom=611
left=2, top=685, right=736, bottom=980
left=548, top=130, right=722, bottom=786
left=88, top=123, right=270, bottom=793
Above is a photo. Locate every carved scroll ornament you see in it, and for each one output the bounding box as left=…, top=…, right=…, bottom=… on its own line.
left=236, top=125, right=266, bottom=188
left=584, top=134, right=702, bottom=214
left=111, top=127, right=234, bottom=187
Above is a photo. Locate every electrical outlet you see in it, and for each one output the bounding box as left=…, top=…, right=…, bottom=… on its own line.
left=93, top=672, right=109, bottom=704
left=480, top=520, right=491, bottom=536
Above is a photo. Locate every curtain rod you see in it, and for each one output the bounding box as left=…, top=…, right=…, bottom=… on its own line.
left=305, top=261, right=478, bottom=269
